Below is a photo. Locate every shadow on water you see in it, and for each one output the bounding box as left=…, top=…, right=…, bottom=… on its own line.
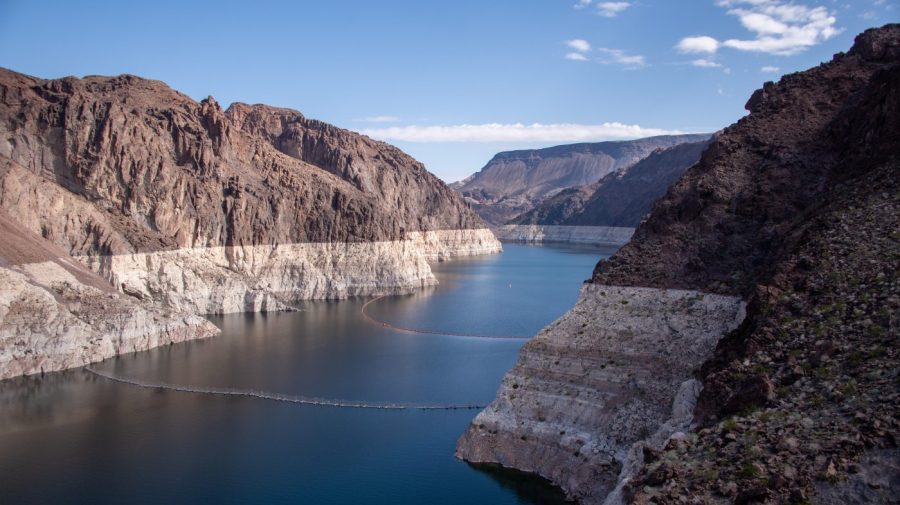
left=468, top=462, right=574, bottom=505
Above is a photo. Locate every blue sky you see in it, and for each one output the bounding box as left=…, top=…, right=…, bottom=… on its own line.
left=0, top=0, right=895, bottom=182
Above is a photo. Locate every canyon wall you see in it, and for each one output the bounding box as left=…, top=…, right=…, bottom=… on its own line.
left=452, top=134, right=710, bottom=225
left=511, top=139, right=711, bottom=229
left=0, top=67, right=499, bottom=378
left=0, top=210, right=218, bottom=380
left=459, top=24, right=900, bottom=505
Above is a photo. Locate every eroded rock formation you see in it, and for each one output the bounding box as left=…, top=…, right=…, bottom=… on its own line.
left=0, top=67, right=500, bottom=378
left=458, top=24, right=899, bottom=505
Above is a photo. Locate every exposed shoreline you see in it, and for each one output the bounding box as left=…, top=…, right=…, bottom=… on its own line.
left=492, top=225, right=634, bottom=247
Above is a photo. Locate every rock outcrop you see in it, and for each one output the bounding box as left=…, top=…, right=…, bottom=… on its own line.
left=0, top=210, right=218, bottom=380
left=458, top=24, right=900, bottom=505
left=0, top=68, right=500, bottom=316
left=0, top=67, right=500, bottom=378
left=458, top=285, right=745, bottom=502
left=452, top=134, right=710, bottom=225
left=511, top=139, right=711, bottom=228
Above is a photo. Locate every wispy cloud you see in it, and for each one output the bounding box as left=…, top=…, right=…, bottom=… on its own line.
left=566, top=39, right=592, bottom=52
left=361, top=122, right=683, bottom=143
left=761, top=65, right=781, bottom=73
left=573, top=0, right=592, bottom=9
left=564, top=38, right=592, bottom=62
left=596, top=1, right=631, bottom=17
left=354, top=115, right=400, bottom=123
left=676, top=36, right=721, bottom=54
left=678, top=1, right=841, bottom=56
left=691, top=59, right=723, bottom=68
left=597, top=47, right=646, bottom=68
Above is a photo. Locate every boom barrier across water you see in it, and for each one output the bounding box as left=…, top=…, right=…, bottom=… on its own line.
left=86, top=368, right=486, bottom=411
left=360, top=295, right=530, bottom=340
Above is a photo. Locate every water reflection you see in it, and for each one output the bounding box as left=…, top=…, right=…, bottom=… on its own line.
left=0, top=244, right=611, bottom=505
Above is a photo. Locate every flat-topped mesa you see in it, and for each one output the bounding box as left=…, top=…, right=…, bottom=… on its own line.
left=458, top=24, right=900, bottom=505
left=0, top=68, right=500, bottom=315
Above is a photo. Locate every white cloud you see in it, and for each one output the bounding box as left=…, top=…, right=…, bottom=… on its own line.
left=565, top=52, right=590, bottom=61
left=691, top=58, right=723, bottom=68
left=597, top=47, right=646, bottom=67
left=354, top=115, right=400, bottom=123
left=566, top=39, right=592, bottom=52
left=676, top=36, right=721, bottom=54
left=596, top=2, right=631, bottom=17
left=361, top=122, right=684, bottom=143
left=682, top=1, right=842, bottom=56
left=761, top=65, right=781, bottom=72
left=574, top=0, right=592, bottom=9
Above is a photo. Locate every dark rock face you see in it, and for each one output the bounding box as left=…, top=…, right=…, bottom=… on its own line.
left=460, top=24, right=900, bottom=505
left=593, top=24, right=900, bottom=298
left=0, top=68, right=484, bottom=258
left=452, top=134, right=711, bottom=225
left=511, top=139, right=711, bottom=228
left=610, top=24, right=900, bottom=504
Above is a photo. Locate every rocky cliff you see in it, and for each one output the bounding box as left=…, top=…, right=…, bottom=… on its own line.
left=0, top=68, right=500, bottom=378
left=458, top=24, right=899, bottom=505
left=0, top=68, right=500, bottom=315
left=0, top=209, right=219, bottom=380
left=452, top=134, right=709, bottom=225
left=511, top=139, right=711, bottom=228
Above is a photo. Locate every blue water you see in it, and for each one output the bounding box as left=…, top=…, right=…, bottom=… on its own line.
left=0, top=243, right=616, bottom=505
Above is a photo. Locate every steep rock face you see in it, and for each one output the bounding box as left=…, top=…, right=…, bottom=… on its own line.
left=0, top=210, right=218, bottom=380
left=457, top=285, right=745, bottom=502
left=453, top=134, right=709, bottom=225
left=592, top=26, right=898, bottom=297
left=0, top=68, right=500, bottom=314
left=459, top=24, right=900, bottom=505
left=512, top=139, right=711, bottom=228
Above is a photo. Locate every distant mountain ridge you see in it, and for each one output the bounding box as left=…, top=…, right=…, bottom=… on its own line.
left=451, top=134, right=711, bottom=225
left=511, top=139, right=711, bottom=228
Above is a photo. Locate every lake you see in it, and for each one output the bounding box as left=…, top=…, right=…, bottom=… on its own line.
left=0, top=243, right=617, bottom=505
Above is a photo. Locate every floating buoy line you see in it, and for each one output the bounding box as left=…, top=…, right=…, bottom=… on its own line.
left=88, top=294, right=530, bottom=409
left=86, top=367, right=486, bottom=411
left=360, top=295, right=530, bottom=340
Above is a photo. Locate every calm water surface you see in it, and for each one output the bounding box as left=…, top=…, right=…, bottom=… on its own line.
left=0, top=243, right=616, bottom=505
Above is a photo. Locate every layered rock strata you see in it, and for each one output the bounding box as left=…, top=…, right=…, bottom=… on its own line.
left=511, top=139, right=711, bottom=228
left=491, top=225, right=634, bottom=247
left=0, top=211, right=218, bottom=380
left=452, top=134, right=710, bottom=225
left=459, top=24, right=900, bottom=505
left=0, top=68, right=499, bottom=317
left=0, top=67, right=499, bottom=378
left=457, top=285, right=745, bottom=502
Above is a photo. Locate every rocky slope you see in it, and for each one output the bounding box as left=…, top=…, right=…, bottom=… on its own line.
left=0, top=68, right=500, bottom=315
left=0, top=67, right=499, bottom=379
left=511, top=139, right=711, bottom=228
left=0, top=209, right=218, bottom=380
left=458, top=24, right=899, bottom=505
left=452, top=134, right=709, bottom=225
